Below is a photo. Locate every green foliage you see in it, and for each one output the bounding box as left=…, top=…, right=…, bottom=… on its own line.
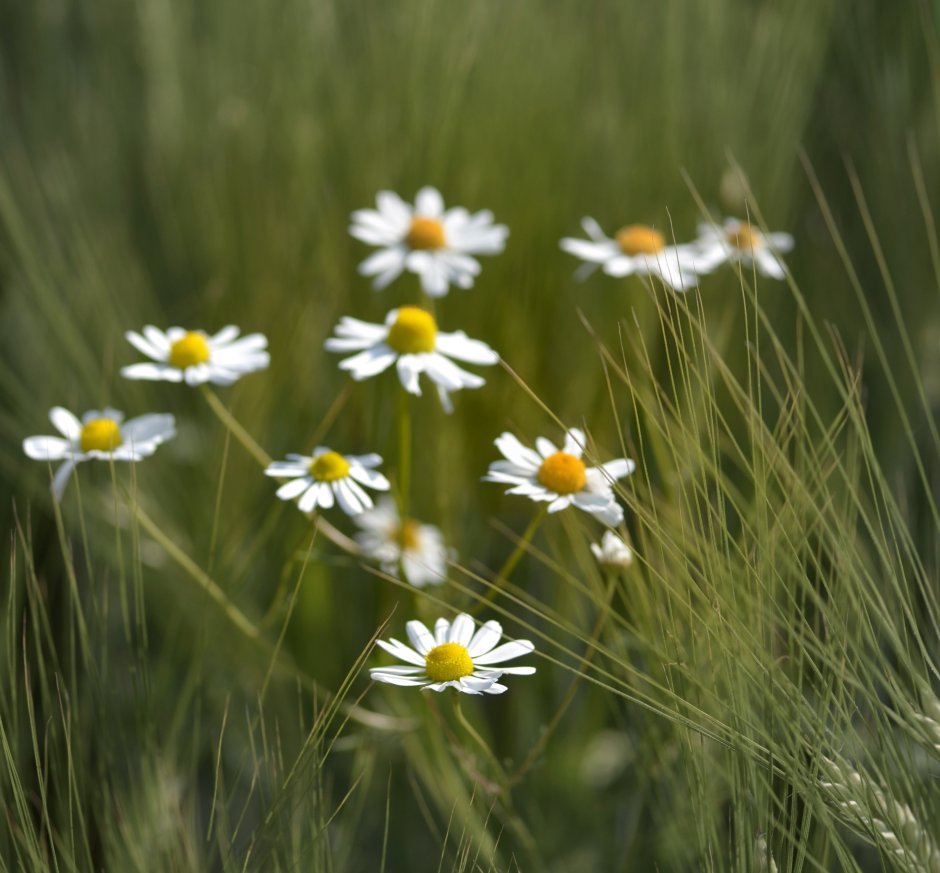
left=2, top=1, right=940, bottom=870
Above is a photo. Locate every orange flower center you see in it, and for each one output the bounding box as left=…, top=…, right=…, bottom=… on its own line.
left=168, top=332, right=211, bottom=369
left=308, top=451, right=350, bottom=482
left=615, top=225, right=665, bottom=255
left=397, top=519, right=421, bottom=550
left=425, top=642, right=474, bottom=682
left=537, top=451, right=587, bottom=495
left=406, top=216, right=446, bottom=251
left=386, top=306, right=437, bottom=354
left=79, top=418, right=123, bottom=453
left=727, top=224, right=763, bottom=250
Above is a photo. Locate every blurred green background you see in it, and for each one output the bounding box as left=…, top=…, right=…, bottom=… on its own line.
left=2, top=1, right=940, bottom=870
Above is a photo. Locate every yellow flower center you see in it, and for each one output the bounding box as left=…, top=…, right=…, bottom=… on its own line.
left=406, top=216, right=446, bottom=251
left=425, top=642, right=474, bottom=683
left=79, top=418, right=123, bottom=453
left=727, top=224, right=763, bottom=250
left=615, top=224, right=665, bottom=255
left=168, top=332, right=211, bottom=369
left=386, top=306, right=437, bottom=354
left=537, top=451, right=587, bottom=495
left=397, top=519, right=421, bottom=551
left=308, top=451, right=350, bottom=482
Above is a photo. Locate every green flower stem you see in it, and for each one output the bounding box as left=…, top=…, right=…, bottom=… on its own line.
left=130, top=496, right=409, bottom=732
left=510, top=568, right=618, bottom=785
left=452, top=694, right=509, bottom=791
left=199, top=383, right=271, bottom=467
left=450, top=695, right=538, bottom=855
left=396, top=385, right=412, bottom=524
left=131, top=499, right=260, bottom=642
left=472, top=505, right=547, bottom=614
left=199, top=384, right=359, bottom=555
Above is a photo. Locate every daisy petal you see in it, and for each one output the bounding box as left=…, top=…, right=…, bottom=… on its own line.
left=481, top=682, right=508, bottom=695
left=598, top=458, right=636, bottom=481
left=348, top=465, right=391, bottom=490
left=448, top=614, right=474, bottom=646
left=339, top=346, right=398, bottom=380
left=535, top=437, right=559, bottom=458
left=51, top=459, right=77, bottom=500
left=467, top=620, right=502, bottom=657
left=370, top=672, right=428, bottom=687
left=459, top=675, right=500, bottom=693
left=49, top=407, right=82, bottom=440
left=563, top=428, right=586, bottom=456
left=122, top=414, right=176, bottom=447
left=125, top=330, right=167, bottom=361
left=376, top=638, right=425, bottom=666
left=396, top=355, right=424, bottom=396
left=494, top=433, right=542, bottom=470
left=23, top=436, right=71, bottom=461
left=415, top=186, right=444, bottom=218
left=472, top=639, right=535, bottom=666
left=276, top=478, right=311, bottom=500
left=265, top=461, right=310, bottom=477
left=435, top=331, right=499, bottom=365
left=406, top=620, right=436, bottom=655
left=297, top=483, right=323, bottom=513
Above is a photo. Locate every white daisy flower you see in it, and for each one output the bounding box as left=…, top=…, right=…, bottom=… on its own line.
left=560, top=217, right=710, bottom=291
left=353, top=497, right=451, bottom=588
left=590, top=531, right=634, bottom=569
left=264, top=448, right=390, bottom=516
left=121, top=325, right=270, bottom=386
left=691, top=217, right=793, bottom=279
left=324, top=306, right=498, bottom=413
left=23, top=406, right=176, bottom=500
left=350, top=186, right=508, bottom=297
left=370, top=612, right=536, bottom=695
left=484, top=427, right=634, bottom=526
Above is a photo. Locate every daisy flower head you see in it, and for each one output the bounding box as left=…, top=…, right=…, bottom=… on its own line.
left=370, top=613, right=536, bottom=695
left=350, top=186, right=509, bottom=297
left=265, top=448, right=390, bottom=516
left=324, top=306, right=498, bottom=413
left=692, top=217, right=794, bottom=279
left=591, top=531, right=634, bottom=569
left=560, top=217, right=711, bottom=291
left=121, top=325, right=270, bottom=386
left=23, top=406, right=176, bottom=499
left=353, top=497, right=451, bottom=588
left=484, top=427, right=635, bottom=526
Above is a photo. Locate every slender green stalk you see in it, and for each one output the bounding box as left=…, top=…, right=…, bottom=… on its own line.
left=511, top=569, right=617, bottom=784
left=199, top=384, right=271, bottom=467
left=396, top=385, right=412, bottom=524
left=452, top=694, right=509, bottom=793
left=199, top=384, right=359, bottom=555
left=130, top=499, right=260, bottom=642
left=451, top=695, right=539, bottom=857
left=128, top=496, right=407, bottom=732
left=472, top=506, right=547, bottom=613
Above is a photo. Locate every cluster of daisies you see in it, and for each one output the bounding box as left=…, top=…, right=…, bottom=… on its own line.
left=560, top=215, right=793, bottom=290
left=23, top=186, right=791, bottom=697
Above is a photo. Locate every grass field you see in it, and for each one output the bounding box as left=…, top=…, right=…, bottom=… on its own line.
left=3, top=1, right=940, bottom=870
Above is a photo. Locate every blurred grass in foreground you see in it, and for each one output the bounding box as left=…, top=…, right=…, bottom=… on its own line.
left=3, top=0, right=940, bottom=870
